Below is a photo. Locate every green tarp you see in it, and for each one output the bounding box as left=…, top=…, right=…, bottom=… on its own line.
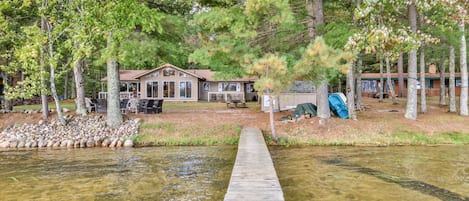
left=279, top=103, right=317, bottom=121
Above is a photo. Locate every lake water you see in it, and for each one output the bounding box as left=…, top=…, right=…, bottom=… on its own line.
left=0, top=146, right=236, bottom=201
left=1, top=145, right=468, bottom=201
left=270, top=145, right=469, bottom=201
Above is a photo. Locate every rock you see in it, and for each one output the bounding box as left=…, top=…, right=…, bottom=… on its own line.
left=9, top=141, right=18, bottom=148
left=60, top=141, right=68, bottom=147
left=24, top=141, right=32, bottom=148
left=46, top=141, right=54, bottom=148
left=38, top=120, right=46, bottom=125
left=109, top=139, right=118, bottom=148
left=86, top=139, right=95, bottom=148
left=102, top=138, right=111, bottom=147
left=62, top=108, right=71, bottom=113
left=31, top=141, right=38, bottom=148
left=123, top=139, right=134, bottom=147
left=74, top=141, right=80, bottom=148
left=116, top=140, right=123, bottom=147
left=17, top=141, right=25, bottom=148
left=0, top=141, right=9, bottom=148
left=53, top=141, right=61, bottom=148
left=66, top=140, right=74, bottom=148
left=80, top=139, right=87, bottom=148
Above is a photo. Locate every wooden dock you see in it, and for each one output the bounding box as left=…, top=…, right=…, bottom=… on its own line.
left=224, top=127, right=284, bottom=201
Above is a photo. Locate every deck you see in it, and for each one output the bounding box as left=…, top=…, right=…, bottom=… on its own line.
left=224, top=127, right=284, bottom=201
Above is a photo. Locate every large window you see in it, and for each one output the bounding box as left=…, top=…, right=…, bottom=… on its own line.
left=146, top=81, right=158, bottom=98
left=219, top=82, right=240, bottom=92
left=163, top=81, right=175, bottom=98
left=180, top=81, right=192, bottom=98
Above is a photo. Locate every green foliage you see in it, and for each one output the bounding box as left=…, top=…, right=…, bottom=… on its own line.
left=295, top=37, right=354, bottom=85
left=246, top=53, right=292, bottom=96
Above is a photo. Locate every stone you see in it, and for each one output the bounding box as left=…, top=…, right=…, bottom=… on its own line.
left=9, top=141, right=18, bottom=148
left=31, top=141, right=38, bottom=148
left=46, top=141, right=54, bottom=148
left=116, top=140, right=123, bottom=147
left=66, top=140, right=74, bottom=148
left=17, top=141, right=25, bottom=148
left=24, top=141, right=32, bottom=148
left=102, top=138, right=111, bottom=147
left=109, top=139, right=118, bottom=148
left=86, top=139, right=95, bottom=148
left=134, top=118, right=142, bottom=124
left=0, top=141, right=9, bottom=148
left=53, top=141, right=61, bottom=148
left=123, top=139, right=134, bottom=147
left=62, top=108, right=71, bottom=113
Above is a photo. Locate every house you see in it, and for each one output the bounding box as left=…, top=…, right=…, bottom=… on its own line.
left=361, top=72, right=464, bottom=97
left=100, top=64, right=257, bottom=102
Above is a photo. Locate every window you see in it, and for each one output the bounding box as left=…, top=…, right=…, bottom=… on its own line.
left=203, top=82, right=210, bottom=91
left=163, top=68, right=175, bottom=77
left=179, top=72, right=189, bottom=77
left=146, top=81, right=158, bottom=98
left=163, top=81, right=175, bottom=98
left=219, top=82, right=240, bottom=92
left=120, top=83, right=128, bottom=92
left=180, top=81, right=192, bottom=98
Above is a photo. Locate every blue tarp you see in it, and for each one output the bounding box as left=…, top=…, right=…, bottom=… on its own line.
left=328, top=94, right=349, bottom=119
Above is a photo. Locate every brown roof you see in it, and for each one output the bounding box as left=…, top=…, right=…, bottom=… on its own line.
left=135, top=64, right=204, bottom=79
left=362, top=73, right=462, bottom=79
left=188, top=69, right=256, bottom=82
left=101, top=70, right=148, bottom=82
left=101, top=63, right=257, bottom=82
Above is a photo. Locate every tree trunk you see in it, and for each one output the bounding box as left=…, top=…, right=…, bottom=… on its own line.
left=439, top=54, right=446, bottom=106
left=405, top=1, right=418, bottom=120
left=397, top=52, right=405, bottom=97
left=71, top=72, right=76, bottom=99
left=268, top=94, right=277, bottom=141
left=106, top=32, right=123, bottom=127
left=45, top=17, right=66, bottom=125
left=449, top=46, right=456, bottom=112
left=355, top=56, right=363, bottom=110
left=316, top=80, right=330, bottom=122
left=74, top=55, right=87, bottom=115
left=379, top=58, right=384, bottom=102
left=64, top=69, right=69, bottom=99
left=386, top=56, right=397, bottom=104
left=0, top=71, right=13, bottom=110
left=459, top=19, right=468, bottom=116
left=347, top=62, right=357, bottom=120
left=40, top=10, right=49, bottom=120
left=420, top=46, right=427, bottom=113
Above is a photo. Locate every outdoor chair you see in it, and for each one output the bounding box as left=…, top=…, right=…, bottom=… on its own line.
left=153, top=99, right=163, bottom=113
left=96, top=99, right=107, bottom=113
left=85, top=97, right=96, bottom=113
left=124, top=98, right=139, bottom=114
left=120, top=99, right=129, bottom=113
left=137, top=99, right=149, bottom=113
left=141, top=99, right=155, bottom=114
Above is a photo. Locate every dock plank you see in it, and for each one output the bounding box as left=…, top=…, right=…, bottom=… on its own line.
left=224, top=127, right=284, bottom=201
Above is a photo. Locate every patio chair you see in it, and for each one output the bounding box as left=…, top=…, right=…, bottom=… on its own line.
left=120, top=99, right=129, bottom=113
left=125, top=98, right=139, bottom=114
left=96, top=99, right=107, bottom=113
left=85, top=97, right=96, bottom=113
left=138, top=99, right=148, bottom=113
left=153, top=99, right=163, bottom=113
left=141, top=99, right=155, bottom=114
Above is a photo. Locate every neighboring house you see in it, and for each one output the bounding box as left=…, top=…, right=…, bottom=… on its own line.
left=100, top=64, right=257, bottom=102
left=361, top=72, right=463, bottom=97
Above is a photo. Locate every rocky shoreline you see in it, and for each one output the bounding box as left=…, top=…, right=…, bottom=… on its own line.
left=0, top=114, right=140, bottom=149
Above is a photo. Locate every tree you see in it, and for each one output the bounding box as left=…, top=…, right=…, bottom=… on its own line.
left=405, top=0, right=418, bottom=120
left=90, top=1, right=163, bottom=127
left=449, top=46, right=456, bottom=112
left=247, top=54, right=292, bottom=141
left=458, top=8, right=468, bottom=116
left=295, top=37, right=354, bottom=121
